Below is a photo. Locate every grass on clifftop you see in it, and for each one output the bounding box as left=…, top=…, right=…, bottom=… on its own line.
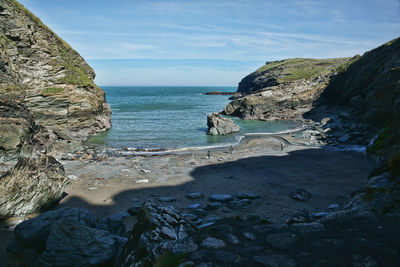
left=8, top=0, right=99, bottom=89
left=256, top=57, right=356, bottom=82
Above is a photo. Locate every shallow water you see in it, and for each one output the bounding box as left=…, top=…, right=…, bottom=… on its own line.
left=86, top=86, right=301, bottom=149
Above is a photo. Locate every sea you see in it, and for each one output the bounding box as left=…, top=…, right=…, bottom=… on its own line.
left=86, top=86, right=301, bottom=150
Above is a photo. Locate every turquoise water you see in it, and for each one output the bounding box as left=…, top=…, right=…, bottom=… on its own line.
left=87, top=86, right=300, bottom=149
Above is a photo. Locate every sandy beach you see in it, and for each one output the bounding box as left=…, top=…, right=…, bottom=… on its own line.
left=58, top=134, right=375, bottom=223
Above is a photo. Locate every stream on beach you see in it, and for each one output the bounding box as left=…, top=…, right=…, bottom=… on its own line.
left=86, top=86, right=301, bottom=150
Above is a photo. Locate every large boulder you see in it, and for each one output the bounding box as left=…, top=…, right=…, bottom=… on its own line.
left=8, top=207, right=126, bottom=266
left=116, top=201, right=197, bottom=266
left=207, top=113, right=240, bottom=135
left=0, top=155, right=68, bottom=216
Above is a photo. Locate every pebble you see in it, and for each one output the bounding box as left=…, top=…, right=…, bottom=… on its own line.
left=136, top=179, right=149, bottom=183
left=67, top=175, right=78, bottom=180
left=188, top=203, right=201, bottom=209
left=311, top=212, right=330, bottom=219
left=265, top=232, right=298, bottom=250
left=235, top=192, right=261, bottom=200
left=186, top=192, right=205, bottom=199
left=253, top=254, right=297, bottom=267
left=292, top=222, right=326, bottom=234
left=205, top=202, right=222, bottom=210
left=214, top=250, right=238, bottom=264
left=200, top=237, right=226, bottom=249
left=209, top=194, right=233, bottom=203
left=198, top=222, right=215, bottom=229
left=158, top=197, right=177, bottom=203
left=205, top=216, right=223, bottom=223
left=243, top=232, right=257, bottom=241
left=289, top=189, right=311, bottom=201
left=328, top=203, right=340, bottom=210
left=88, top=187, right=97, bottom=191
left=226, top=233, right=240, bottom=245
left=141, top=169, right=151, bottom=173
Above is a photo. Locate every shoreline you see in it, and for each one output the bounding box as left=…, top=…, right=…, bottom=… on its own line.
left=91, top=126, right=312, bottom=157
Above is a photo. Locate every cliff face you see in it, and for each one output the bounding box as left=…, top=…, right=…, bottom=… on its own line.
left=223, top=57, right=357, bottom=121
left=0, top=0, right=111, bottom=159
left=319, top=37, right=400, bottom=171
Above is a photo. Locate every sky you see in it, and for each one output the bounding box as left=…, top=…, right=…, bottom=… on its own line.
left=18, top=0, right=400, bottom=86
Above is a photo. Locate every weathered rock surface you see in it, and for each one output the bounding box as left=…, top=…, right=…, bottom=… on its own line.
left=223, top=57, right=357, bottom=121
left=0, top=0, right=111, bottom=159
left=117, top=201, right=196, bottom=266
left=207, top=113, right=240, bottom=135
left=0, top=94, right=37, bottom=160
left=8, top=207, right=126, bottom=266
left=0, top=155, right=68, bottom=217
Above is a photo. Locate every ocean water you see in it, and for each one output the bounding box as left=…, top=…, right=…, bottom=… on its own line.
left=86, top=86, right=301, bottom=149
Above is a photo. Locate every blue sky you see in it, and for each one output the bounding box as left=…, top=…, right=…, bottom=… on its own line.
left=19, top=0, right=400, bottom=86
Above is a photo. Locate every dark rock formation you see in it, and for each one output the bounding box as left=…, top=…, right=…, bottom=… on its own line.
left=207, top=113, right=240, bottom=135
left=317, top=38, right=400, bottom=170
left=223, top=57, right=357, bottom=120
left=0, top=0, right=111, bottom=159
left=8, top=207, right=126, bottom=266
left=0, top=155, right=68, bottom=217
left=202, top=91, right=234, bottom=95
left=117, top=201, right=196, bottom=266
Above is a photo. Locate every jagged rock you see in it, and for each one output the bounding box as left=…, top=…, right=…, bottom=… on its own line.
left=0, top=155, right=68, bottom=216
left=207, top=113, right=240, bottom=135
left=116, top=201, right=196, bottom=266
left=285, top=210, right=311, bottom=224
left=39, top=219, right=126, bottom=266
left=8, top=207, right=125, bottom=266
left=0, top=0, right=111, bottom=158
left=289, top=189, right=311, bottom=201
left=0, top=94, right=37, bottom=161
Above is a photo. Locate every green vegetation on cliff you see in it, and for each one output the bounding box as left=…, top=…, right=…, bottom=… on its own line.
left=255, top=57, right=356, bottom=83
left=7, top=0, right=98, bottom=89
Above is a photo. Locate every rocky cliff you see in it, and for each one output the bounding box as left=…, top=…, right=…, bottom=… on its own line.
left=0, top=0, right=111, bottom=160
left=317, top=37, right=400, bottom=172
left=223, top=57, right=358, bottom=120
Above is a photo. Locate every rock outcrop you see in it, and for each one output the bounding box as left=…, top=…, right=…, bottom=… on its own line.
left=316, top=37, right=400, bottom=171
left=7, top=207, right=127, bottom=266
left=0, top=0, right=111, bottom=159
left=117, top=201, right=196, bottom=266
left=207, top=112, right=240, bottom=135
left=0, top=93, right=37, bottom=160
left=223, top=57, right=357, bottom=120
left=0, top=155, right=68, bottom=217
